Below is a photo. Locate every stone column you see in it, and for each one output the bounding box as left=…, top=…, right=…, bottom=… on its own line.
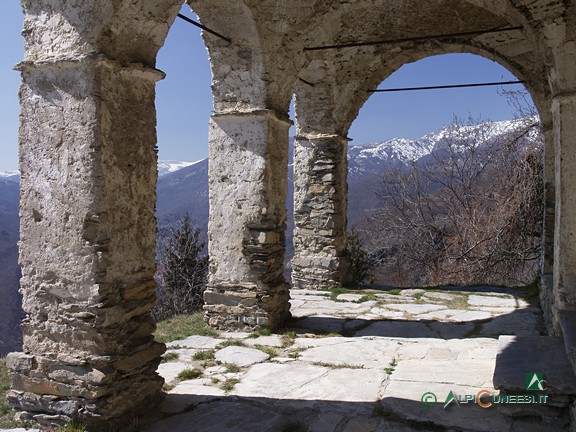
left=291, top=134, right=350, bottom=289
left=8, top=55, right=164, bottom=429
left=203, top=110, right=292, bottom=330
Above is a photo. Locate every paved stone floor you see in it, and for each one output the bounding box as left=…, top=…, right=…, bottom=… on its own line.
left=1, top=286, right=562, bottom=432
left=142, top=286, right=568, bottom=432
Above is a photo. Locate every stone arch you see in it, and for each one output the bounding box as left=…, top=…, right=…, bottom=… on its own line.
left=9, top=0, right=576, bottom=429
left=291, top=14, right=553, bottom=290
left=338, top=44, right=550, bottom=134
left=10, top=0, right=295, bottom=429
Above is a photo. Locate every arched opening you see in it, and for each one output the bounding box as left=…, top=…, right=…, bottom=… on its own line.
left=347, top=53, right=543, bottom=289
left=9, top=1, right=576, bottom=430
left=150, top=4, right=213, bottom=323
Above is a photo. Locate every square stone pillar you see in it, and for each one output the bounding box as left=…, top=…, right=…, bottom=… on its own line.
left=203, top=110, right=292, bottom=330
left=553, top=94, right=576, bottom=312
left=541, top=126, right=560, bottom=335
left=8, top=56, right=165, bottom=429
left=291, top=135, right=350, bottom=289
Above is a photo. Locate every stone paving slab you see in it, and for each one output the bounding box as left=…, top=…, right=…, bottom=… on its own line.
left=416, top=308, right=468, bottom=320
left=468, top=294, right=529, bottom=308
left=148, top=400, right=289, bottom=432
left=336, top=293, right=366, bottom=302
left=215, top=346, right=269, bottom=367
left=143, top=284, right=550, bottom=432
left=422, top=291, right=457, bottom=301
left=166, top=335, right=223, bottom=349
left=374, top=293, right=416, bottom=302
left=447, top=310, right=493, bottom=322
left=367, top=308, right=406, bottom=319
left=385, top=303, right=448, bottom=315
left=157, top=361, right=190, bottom=383
left=494, top=335, right=576, bottom=394
left=392, top=359, right=495, bottom=387
left=158, top=382, right=226, bottom=414
left=219, top=331, right=251, bottom=339
left=232, top=362, right=386, bottom=404
left=243, top=334, right=284, bottom=347
left=298, top=339, right=397, bottom=368
left=479, top=311, right=543, bottom=337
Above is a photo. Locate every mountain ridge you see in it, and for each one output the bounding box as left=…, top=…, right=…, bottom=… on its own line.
left=0, top=117, right=539, bottom=354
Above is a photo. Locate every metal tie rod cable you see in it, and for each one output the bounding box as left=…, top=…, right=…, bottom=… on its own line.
left=177, top=13, right=232, bottom=43
left=369, top=80, right=525, bottom=93
left=304, top=26, right=523, bottom=51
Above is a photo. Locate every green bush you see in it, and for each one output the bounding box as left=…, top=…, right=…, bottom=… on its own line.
left=347, top=229, right=374, bottom=286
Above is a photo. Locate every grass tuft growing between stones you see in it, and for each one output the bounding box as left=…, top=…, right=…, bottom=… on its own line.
left=57, top=422, right=87, bottom=432
left=161, top=352, right=179, bottom=363
left=248, top=328, right=272, bottom=338
left=220, top=378, right=240, bottom=392
left=193, top=350, right=215, bottom=361
left=280, top=332, right=297, bottom=348
left=154, top=312, right=217, bottom=343
left=327, top=286, right=353, bottom=300
left=177, top=368, right=203, bottom=381
left=224, top=363, right=241, bottom=373
left=384, top=359, right=397, bottom=375
left=312, top=361, right=363, bottom=369
left=356, top=293, right=377, bottom=302
left=0, top=357, right=17, bottom=429
left=254, top=344, right=278, bottom=358
left=217, top=339, right=247, bottom=349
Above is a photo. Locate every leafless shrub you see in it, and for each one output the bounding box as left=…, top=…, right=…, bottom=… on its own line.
left=361, top=115, right=543, bottom=287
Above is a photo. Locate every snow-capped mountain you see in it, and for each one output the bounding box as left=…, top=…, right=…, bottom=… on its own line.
left=0, top=171, right=20, bottom=183
left=158, top=160, right=200, bottom=177
left=0, top=161, right=200, bottom=181
left=347, top=117, right=538, bottom=175
left=0, top=117, right=542, bottom=355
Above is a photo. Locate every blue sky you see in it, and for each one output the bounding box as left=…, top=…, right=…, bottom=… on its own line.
left=0, top=3, right=527, bottom=172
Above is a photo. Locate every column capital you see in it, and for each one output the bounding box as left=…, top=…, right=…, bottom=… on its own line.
left=551, top=90, right=576, bottom=102
left=294, top=132, right=350, bottom=142
left=212, top=108, right=293, bottom=126
left=15, top=53, right=166, bottom=82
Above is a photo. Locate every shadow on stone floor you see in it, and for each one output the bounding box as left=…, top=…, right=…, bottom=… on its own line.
left=365, top=283, right=538, bottom=301
left=287, top=309, right=544, bottom=340
left=143, top=392, right=567, bottom=432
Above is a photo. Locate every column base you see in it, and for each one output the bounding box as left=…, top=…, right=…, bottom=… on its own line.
left=291, top=254, right=350, bottom=290
left=204, top=282, right=291, bottom=330
left=7, top=346, right=164, bottom=430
